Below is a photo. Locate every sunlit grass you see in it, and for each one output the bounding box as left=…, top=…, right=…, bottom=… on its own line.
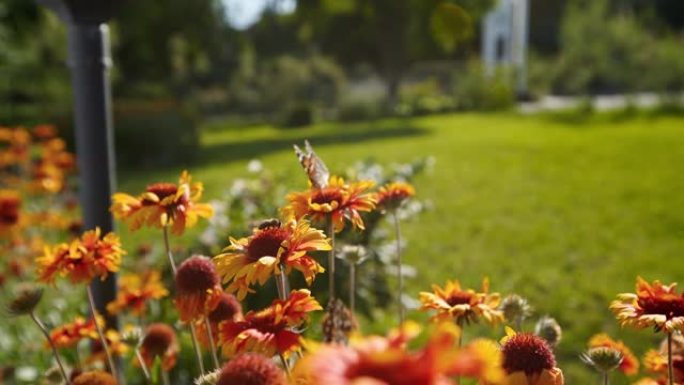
left=118, top=111, right=684, bottom=384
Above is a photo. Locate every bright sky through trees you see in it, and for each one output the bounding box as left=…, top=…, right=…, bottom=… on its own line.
left=224, top=0, right=296, bottom=29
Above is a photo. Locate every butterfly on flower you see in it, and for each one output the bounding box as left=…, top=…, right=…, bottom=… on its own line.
left=293, top=140, right=329, bottom=189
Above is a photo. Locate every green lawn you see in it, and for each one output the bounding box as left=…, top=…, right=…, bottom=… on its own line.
left=119, top=111, right=684, bottom=384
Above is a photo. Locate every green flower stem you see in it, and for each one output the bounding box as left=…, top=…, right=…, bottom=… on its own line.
left=204, top=318, right=221, bottom=370
left=350, top=263, right=356, bottom=315
left=134, top=348, right=151, bottom=381
left=163, top=225, right=177, bottom=274
left=86, top=285, right=118, bottom=378
left=668, top=331, right=674, bottom=385
left=30, top=311, right=71, bottom=385
left=392, top=211, right=404, bottom=325
left=189, top=323, right=206, bottom=375
left=328, top=219, right=336, bottom=302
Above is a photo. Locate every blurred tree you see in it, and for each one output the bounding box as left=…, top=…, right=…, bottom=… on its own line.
left=113, top=0, right=238, bottom=97
left=295, top=0, right=494, bottom=110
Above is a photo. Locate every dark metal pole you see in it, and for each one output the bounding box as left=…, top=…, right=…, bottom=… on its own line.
left=67, top=22, right=121, bottom=380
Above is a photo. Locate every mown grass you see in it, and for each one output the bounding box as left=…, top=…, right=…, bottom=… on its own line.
left=119, top=111, right=684, bottom=384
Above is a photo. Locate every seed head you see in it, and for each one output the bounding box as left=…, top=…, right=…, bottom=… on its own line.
left=581, top=346, right=623, bottom=372
left=6, top=284, right=43, bottom=316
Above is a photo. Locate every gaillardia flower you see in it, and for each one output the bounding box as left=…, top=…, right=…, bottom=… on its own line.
left=72, top=371, right=117, bottom=385
left=218, top=289, right=321, bottom=358
left=588, top=333, right=639, bottom=375
left=500, top=328, right=564, bottom=385
left=611, top=277, right=684, bottom=333
left=37, top=228, right=124, bottom=284
left=111, top=170, right=213, bottom=235
left=49, top=316, right=102, bottom=349
left=283, top=176, right=376, bottom=232
left=291, top=322, right=462, bottom=385
left=216, top=353, right=286, bottom=385
left=197, top=292, right=243, bottom=348
left=213, top=219, right=330, bottom=300
left=419, top=278, right=504, bottom=325
left=375, top=181, right=416, bottom=211
left=449, top=338, right=505, bottom=384
left=107, top=270, right=168, bottom=316
left=140, top=323, right=179, bottom=371
left=175, top=255, right=223, bottom=322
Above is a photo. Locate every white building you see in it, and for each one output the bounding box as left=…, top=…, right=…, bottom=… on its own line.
left=482, top=0, right=530, bottom=96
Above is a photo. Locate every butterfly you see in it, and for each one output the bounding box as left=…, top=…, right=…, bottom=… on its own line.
left=293, top=140, right=330, bottom=189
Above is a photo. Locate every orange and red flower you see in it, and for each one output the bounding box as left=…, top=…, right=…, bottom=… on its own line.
left=37, top=228, right=124, bottom=284
left=611, top=277, right=684, bottom=333
left=49, top=316, right=102, bottom=349
left=196, top=292, right=243, bottom=348
left=213, top=219, right=330, bottom=300
left=291, top=322, right=484, bottom=385
left=217, top=353, right=287, bottom=385
left=218, top=289, right=321, bottom=358
left=111, top=170, right=213, bottom=235
left=139, top=323, right=179, bottom=371
left=500, top=328, right=564, bottom=385
left=419, top=278, right=504, bottom=325
left=588, top=333, right=639, bottom=375
left=174, top=255, right=223, bottom=322
left=283, top=176, right=376, bottom=232
left=375, top=181, right=416, bottom=211
left=107, top=270, right=168, bottom=316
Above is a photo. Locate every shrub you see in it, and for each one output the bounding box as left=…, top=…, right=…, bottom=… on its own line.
left=278, top=104, right=314, bottom=128
left=452, top=62, right=515, bottom=111
left=113, top=99, right=200, bottom=168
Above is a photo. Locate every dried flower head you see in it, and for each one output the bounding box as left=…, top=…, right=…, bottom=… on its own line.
left=121, top=326, right=143, bottom=347
left=217, top=353, right=286, bottom=385
left=500, top=294, right=533, bottom=325
left=175, top=255, right=223, bottom=322
left=111, top=170, right=213, bottom=235
left=140, top=323, right=179, bottom=371
left=535, top=316, right=563, bottom=347
left=588, top=333, right=639, bottom=375
left=195, top=369, right=221, bottom=385
left=322, top=298, right=358, bottom=344
left=337, top=244, right=368, bottom=265
left=501, top=328, right=564, bottom=385
left=72, top=371, right=117, bottom=385
left=6, top=284, right=43, bottom=316
left=581, top=347, right=623, bottom=373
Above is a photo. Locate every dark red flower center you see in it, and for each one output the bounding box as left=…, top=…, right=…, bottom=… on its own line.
left=247, top=228, right=289, bottom=262
left=502, top=333, right=556, bottom=375
left=638, top=295, right=684, bottom=319
left=446, top=291, right=475, bottom=307
left=209, top=294, right=243, bottom=324
left=311, top=187, right=344, bottom=206
left=217, top=353, right=286, bottom=385
left=0, top=197, right=21, bottom=225
left=175, top=255, right=219, bottom=294
left=142, top=324, right=175, bottom=357
left=144, top=183, right=178, bottom=203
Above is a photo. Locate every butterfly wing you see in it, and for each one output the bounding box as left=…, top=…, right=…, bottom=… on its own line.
left=293, top=140, right=329, bottom=189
